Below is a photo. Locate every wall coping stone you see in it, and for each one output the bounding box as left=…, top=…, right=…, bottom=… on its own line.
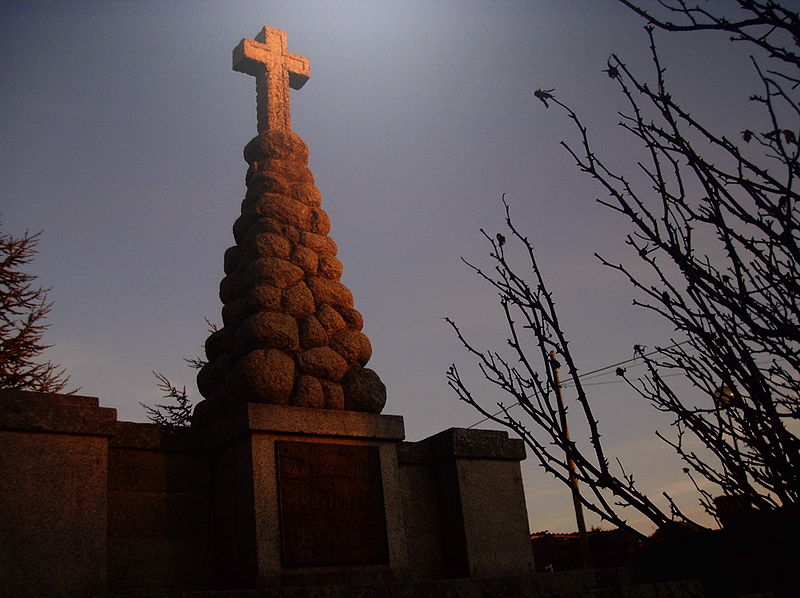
left=426, top=427, right=527, bottom=461
left=110, top=420, right=205, bottom=452
left=0, top=388, right=117, bottom=436
left=396, top=440, right=432, bottom=465
left=205, top=401, right=405, bottom=449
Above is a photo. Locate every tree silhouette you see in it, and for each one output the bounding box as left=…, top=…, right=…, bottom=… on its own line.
left=449, top=0, right=799, bottom=534
left=141, top=318, right=216, bottom=427
left=141, top=372, right=193, bottom=427
left=0, top=226, right=70, bottom=393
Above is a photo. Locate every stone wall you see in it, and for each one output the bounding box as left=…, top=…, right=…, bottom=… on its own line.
left=0, top=389, right=534, bottom=596
left=0, top=391, right=114, bottom=598
left=106, top=422, right=211, bottom=590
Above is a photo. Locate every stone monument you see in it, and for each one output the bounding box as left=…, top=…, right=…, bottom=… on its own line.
left=195, top=25, right=386, bottom=419
left=0, top=25, right=537, bottom=596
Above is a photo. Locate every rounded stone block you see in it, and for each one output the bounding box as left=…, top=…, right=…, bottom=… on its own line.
left=337, top=307, right=364, bottom=331
left=318, top=255, right=344, bottom=280
left=205, top=326, right=234, bottom=361
left=223, top=285, right=282, bottom=327
left=243, top=217, right=301, bottom=246
left=235, top=311, right=299, bottom=354
left=245, top=257, right=304, bottom=289
left=224, top=246, right=242, bottom=275
left=301, top=232, right=337, bottom=257
left=249, top=232, right=291, bottom=260
left=290, top=182, right=322, bottom=207
left=320, top=379, right=345, bottom=410
left=261, top=159, right=314, bottom=185
left=308, top=207, right=331, bottom=235
left=297, top=346, right=349, bottom=381
left=249, top=285, right=283, bottom=311
left=221, top=300, right=248, bottom=328
left=298, top=315, right=329, bottom=348
left=245, top=171, right=292, bottom=197
left=294, top=375, right=325, bottom=408
left=244, top=194, right=310, bottom=230
left=219, top=273, right=245, bottom=303
left=244, top=131, right=309, bottom=164
left=196, top=352, right=235, bottom=399
left=283, top=281, right=316, bottom=316
left=307, top=277, right=354, bottom=308
left=290, top=245, right=318, bottom=275
left=316, top=304, right=347, bottom=335
left=227, top=348, right=294, bottom=404
left=196, top=360, right=220, bottom=399
left=233, top=213, right=258, bottom=244
left=331, top=330, right=372, bottom=366
left=342, top=367, right=387, bottom=413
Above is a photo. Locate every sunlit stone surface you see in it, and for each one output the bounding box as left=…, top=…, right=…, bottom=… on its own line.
left=197, top=27, right=385, bottom=416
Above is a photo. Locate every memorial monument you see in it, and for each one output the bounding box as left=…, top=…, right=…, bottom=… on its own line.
left=195, top=25, right=385, bottom=418
left=0, top=25, right=535, bottom=596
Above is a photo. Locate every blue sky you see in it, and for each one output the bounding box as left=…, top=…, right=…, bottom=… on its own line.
left=2, top=0, right=759, bottom=533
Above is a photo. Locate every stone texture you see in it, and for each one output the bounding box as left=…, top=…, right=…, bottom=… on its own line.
left=318, top=254, right=344, bottom=279
left=245, top=171, right=292, bottom=196
left=242, top=216, right=301, bottom=245
left=244, top=257, right=304, bottom=289
left=331, top=330, right=372, bottom=365
left=282, top=281, right=316, bottom=316
left=337, top=307, right=364, bottom=331
left=243, top=129, right=309, bottom=163
left=293, top=374, right=325, bottom=408
left=223, top=246, right=242, bottom=274
left=0, top=391, right=114, bottom=598
left=205, top=327, right=234, bottom=361
left=248, top=231, right=292, bottom=260
left=297, top=315, right=328, bottom=348
left=200, top=68, right=381, bottom=414
left=316, top=303, right=347, bottom=334
left=290, top=181, right=322, bottom=206
left=248, top=285, right=283, bottom=311
left=342, top=367, right=387, bottom=413
left=289, top=244, right=318, bottom=274
left=244, top=194, right=310, bottom=229
left=308, top=206, right=331, bottom=235
left=227, top=348, right=295, bottom=403
left=302, top=231, right=337, bottom=256
left=219, top=273, right=244, bottom=303
left=233, top=26, right=310, bottom=135
left=308, top=277, right=354, bottom=308
left=297, top=346, right=349, bottom=381
left=320, top=379, right=345, bottom=410
left=235, top=311, right=299, bottom=354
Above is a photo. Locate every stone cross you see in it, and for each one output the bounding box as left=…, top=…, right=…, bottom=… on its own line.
left=233, top=26, right=310, bottom=134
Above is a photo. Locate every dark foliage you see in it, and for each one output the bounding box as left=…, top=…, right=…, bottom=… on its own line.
left=0, top=225, right=70, bottom=393
left=141, top=318, right=216, bottom=427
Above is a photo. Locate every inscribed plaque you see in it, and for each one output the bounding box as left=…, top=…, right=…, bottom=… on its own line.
left=276, top=441, right=389, bottom=567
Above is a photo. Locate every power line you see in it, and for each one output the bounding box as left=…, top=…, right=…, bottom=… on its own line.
left=466, top=340, right=690, bottom=429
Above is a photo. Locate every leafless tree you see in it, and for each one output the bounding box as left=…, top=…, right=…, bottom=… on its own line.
left=0, top=225, right=70, bottom=393
left=449, top=0, right=799, bottom=533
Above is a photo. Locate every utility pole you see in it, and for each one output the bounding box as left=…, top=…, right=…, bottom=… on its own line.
left=550, top=350, right=592, bottom=569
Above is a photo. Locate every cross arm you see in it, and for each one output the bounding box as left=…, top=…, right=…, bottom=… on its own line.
left=232, top=39, right=310, bottom=89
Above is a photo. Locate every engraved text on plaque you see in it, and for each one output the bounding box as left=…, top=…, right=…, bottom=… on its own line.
left=276, top=441, right=389, bottom=567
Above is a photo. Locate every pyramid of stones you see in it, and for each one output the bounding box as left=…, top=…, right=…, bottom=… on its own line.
left=196, top=129, right=386, bottom=414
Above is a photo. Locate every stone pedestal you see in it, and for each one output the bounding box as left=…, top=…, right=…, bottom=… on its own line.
left=0, top=390, right=116, bottom=598
left=398, top=428, right=535, bottom=580
left=205, top=402, right=408, bottom=588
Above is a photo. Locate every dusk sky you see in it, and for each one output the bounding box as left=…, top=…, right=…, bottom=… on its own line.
left=2, top=1, right=759, bottom=533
